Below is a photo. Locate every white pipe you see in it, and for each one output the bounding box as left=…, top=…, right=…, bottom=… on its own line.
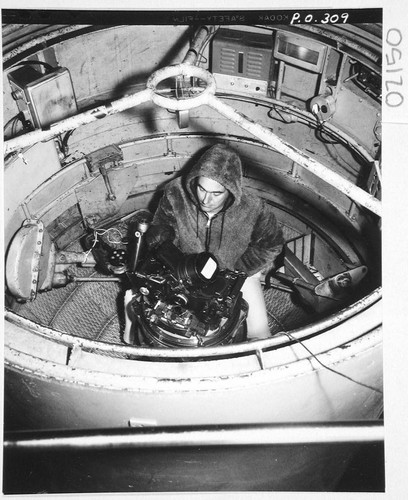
left=4, top=88, right=153, bottom=156
left=147, top=64, right=216, bottom=111
left=182, top=25, right=211, bottom=65
left=146, top=64, right=381, bottom=217
left=205, top=94, right=382, bottom=217
left=5, top=421, right=384, bottom=450
left=4, top=63, right=381, bottom=218
left=3, top=26, right=93, bottom=64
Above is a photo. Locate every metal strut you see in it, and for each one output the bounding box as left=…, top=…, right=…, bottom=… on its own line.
left=4, top=64, right=381, bottom=217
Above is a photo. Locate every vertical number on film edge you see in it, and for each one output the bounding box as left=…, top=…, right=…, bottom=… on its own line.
left=385, top=29, right=404, bottom=108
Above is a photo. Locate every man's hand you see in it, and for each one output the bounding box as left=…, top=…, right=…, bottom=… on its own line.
left=145, top=224, right=175, bottom=249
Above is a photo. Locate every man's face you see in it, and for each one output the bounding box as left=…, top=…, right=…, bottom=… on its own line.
left=196, top=176, right=229, bottom=215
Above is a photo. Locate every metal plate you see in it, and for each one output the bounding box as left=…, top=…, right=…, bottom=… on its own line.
left=6, top=220, right=53, bottom=300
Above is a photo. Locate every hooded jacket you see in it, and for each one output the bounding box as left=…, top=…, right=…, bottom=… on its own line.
left=152, top=144, right=284, bottom=276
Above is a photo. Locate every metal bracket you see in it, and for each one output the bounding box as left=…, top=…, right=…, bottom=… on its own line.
left=66, top=345, right=83, bottom=367
left=24, top=219, right=44, bottom=300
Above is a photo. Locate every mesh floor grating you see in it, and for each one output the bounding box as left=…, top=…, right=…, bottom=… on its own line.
left=13, top=224, right=316, bottom=352
left=15, top=274, right=314, bottom=346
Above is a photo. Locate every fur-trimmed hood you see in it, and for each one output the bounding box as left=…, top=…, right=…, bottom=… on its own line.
left=152, top=144, right=284, bottom=276
left=185, top=143, right=242, bottom=209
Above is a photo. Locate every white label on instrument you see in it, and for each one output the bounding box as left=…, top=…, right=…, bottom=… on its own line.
left=201, top=257, right=217, bottom=279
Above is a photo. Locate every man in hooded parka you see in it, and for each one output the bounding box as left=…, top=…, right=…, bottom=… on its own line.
left=150, top=143, right=284, bottom=340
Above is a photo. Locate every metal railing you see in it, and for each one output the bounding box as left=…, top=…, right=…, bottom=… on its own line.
left=4, top=420, right=384, bottom=451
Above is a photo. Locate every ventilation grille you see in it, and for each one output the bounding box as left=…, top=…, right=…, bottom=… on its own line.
left=212, top=29, right=272, bottom=82
left=246, top=52, right=264, bottom=79
left=219, top=48, right=236, bottom=74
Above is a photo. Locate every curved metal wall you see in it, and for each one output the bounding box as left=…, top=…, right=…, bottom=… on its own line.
left=3, top=22, right=382, bottom=434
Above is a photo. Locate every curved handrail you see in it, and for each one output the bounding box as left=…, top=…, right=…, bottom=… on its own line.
left=4, top=287, right=382, bottom=360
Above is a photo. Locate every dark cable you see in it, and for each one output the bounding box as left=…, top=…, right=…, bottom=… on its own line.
left=12, top=116, right=18, bottom=136
left=4, top=112, right=28, bottom=137
left=315, top=123, right=339, bottom=144
left=4, top=113, right=21, bottom=131
left=282, top=329, right=383, bottom=395
left=268, top=106, right=293, bottom=124
left=13, top=60, right=55, bottom=72
left=195, top=26, right=219, bottom=67
left=62, top=129, right=75, bottom=150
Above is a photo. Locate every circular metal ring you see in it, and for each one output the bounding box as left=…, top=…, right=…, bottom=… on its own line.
left=146, top=64, right=216, bottom=111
